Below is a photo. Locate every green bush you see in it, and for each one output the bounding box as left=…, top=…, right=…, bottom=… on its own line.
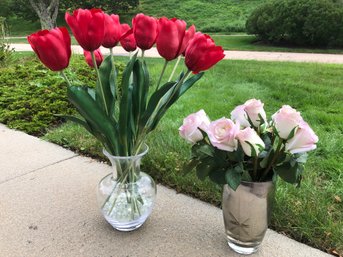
left=0, top=17, right=14, bottom=67
left=0, top=55, right=125, bottom=136
left=246, top=0, right=343, bottom=47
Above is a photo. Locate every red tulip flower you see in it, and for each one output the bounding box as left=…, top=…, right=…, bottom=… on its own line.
left=185, top=32, right=225, bottom=74
left=84, top=49, right=103, bottom=68
left=132, top=13, right=158, bottom=50
left=156, top=17, right=196, bottom=61
left=120, top=24, right=137, bottom=52
left=65, top=8, right=105, bottom=51
left=27, top=27, right=71, bottom=72
left=102, top=14, right=122, bottom=48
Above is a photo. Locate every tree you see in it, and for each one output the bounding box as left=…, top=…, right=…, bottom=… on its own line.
left=29, top=0, right=59, bottom=29
left=10, top=0, right=139, bottom=30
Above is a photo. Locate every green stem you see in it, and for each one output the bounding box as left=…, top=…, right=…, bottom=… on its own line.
left=260, top=140, right=283, bottom=181
left=141, top=50, right=145, bottom=60
left=168, top=56, right=181, bottom=82
left=91, top=51, right=109, bottom=116
left=60, top=71, right=72, bottom=87
left=155, top=59, right=169, bottom=92
left=253, top=157, right=258, bottom=180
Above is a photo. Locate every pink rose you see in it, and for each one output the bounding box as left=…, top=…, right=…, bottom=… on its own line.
left=231, top=99, right=267, bottom=128
left=237, top=127, right=265, bottom=156
left=272, top=105, right=303, bottom=139
left=179, top=110, right=210, bottom=144
left=207, top=118, right=239, bottom=151
left=285, top=121, right=318, bottom=154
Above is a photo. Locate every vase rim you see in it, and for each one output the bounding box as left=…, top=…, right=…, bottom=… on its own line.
left=103, top=144, right=149, bottom=160
left=240, top=180, right=274, bottom=186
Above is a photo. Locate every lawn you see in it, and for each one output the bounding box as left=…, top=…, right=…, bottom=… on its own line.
left=1, top=54, right=342, bottom=255
left=45, top=57, right=343, bottom=254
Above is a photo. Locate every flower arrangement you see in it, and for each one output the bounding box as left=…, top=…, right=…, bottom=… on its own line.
left=179, top=99, right=318, bottom=190
left=27, top=9, right=225, bottom=158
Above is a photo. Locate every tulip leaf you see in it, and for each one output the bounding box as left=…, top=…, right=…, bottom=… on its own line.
left=67, top=86, right=118, bottom=154
left=118, top=53, right=137, bottom=155
left=96, top=55, right=115, bottom=116
left=141, top=81, right=176, bottom=129
left=132, top=59, right=149, bottom=134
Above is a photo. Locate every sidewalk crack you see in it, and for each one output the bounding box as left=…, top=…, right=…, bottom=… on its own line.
left=0, top=155, right=79, bottom=185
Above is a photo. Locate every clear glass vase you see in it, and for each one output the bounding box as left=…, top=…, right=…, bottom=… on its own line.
left=97, top=144, right=156, bottom=231
left=222, top=181, right=275, bottom=255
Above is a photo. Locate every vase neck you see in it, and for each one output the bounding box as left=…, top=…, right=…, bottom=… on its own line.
left=103, top=144, right=148, bottom=182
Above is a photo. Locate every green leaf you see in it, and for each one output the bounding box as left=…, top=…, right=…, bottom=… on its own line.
left=148, top=73, right=204, bottom=132
left=225, top=167, right=242, bottom=191
left=183, top=159, right=199, bottom=174
left=55, top=114, right=91, bottom=132
left=96, top=55, right=115, bottom=115
left=67, top=86, right=118, bottom=154
left=296, top=152, right=308, bottom=163
left=208, top=169, right=226, bottom=185
left=274, top=162, right=298, bottom=184
left=286, top=125, right=298, bottom=140
left=118, top=53, right=137, bottom=155
left=196, top=160, right=213, bottom=181
left=192, top=143, right=214, bottom=158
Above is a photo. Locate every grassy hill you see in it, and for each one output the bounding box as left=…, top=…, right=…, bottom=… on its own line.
left=6, top=0, right=267, bottom=35
left=128, top=0, right=267, bottom=32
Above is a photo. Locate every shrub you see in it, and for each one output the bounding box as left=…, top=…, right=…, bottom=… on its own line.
left=0, top=55, right=125, bottom=136
left=0, top=17, right=14, bottom=67
left=246, top=0, right=343, bottom=47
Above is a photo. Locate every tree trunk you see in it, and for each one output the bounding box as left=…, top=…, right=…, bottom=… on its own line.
left=29, top=0, right=59, bottom=30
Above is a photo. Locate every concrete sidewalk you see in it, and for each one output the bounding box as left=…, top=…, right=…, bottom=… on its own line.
left=10, top=43, right=343, bottom=64
left=0, top=124, right=332, bottom=257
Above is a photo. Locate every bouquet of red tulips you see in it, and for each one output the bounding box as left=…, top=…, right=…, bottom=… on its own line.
left=27, top=9, right=225, bottom=157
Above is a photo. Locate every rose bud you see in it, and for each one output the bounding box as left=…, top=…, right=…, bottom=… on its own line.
left=84, top=49, right=103, bottom=68
left=185, top=32, right=225, bottom=74
left=179, top=109, right=210, bottom=144
left=132, top=13, right=158, bottom=50
left=156, top=17, right=195, bottom=61
left=27, top=27, right=71, bottom=71
left=285, top=121, right=318, bottom=154
left=65, top=8, right=105, bottom=51
left=272, top=105, right=304, bottom=139
left=231, top=99, right=267, bottom=128
left=237, top=127, right=265, bottom=156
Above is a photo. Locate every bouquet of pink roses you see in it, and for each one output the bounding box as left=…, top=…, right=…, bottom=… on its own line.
left=179, top=99, right=318, bottom=190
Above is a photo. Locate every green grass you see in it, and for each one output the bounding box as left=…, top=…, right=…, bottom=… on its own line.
left=40, top=56, right=343, bottom=254
left=211, top=35, right=343, bottom=54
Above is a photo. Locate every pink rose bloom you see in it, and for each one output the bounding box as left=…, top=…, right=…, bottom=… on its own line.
left=272, top=105, right=303, bottom=139
left=237, top=127, right=265, bottom=156
left=179, top=109, right=210, bottom=144
left=231, top=99, right=267, bottom=128
left=207, top=118, right=239, bottom=151
left=285, top=121, right=318, bottom=154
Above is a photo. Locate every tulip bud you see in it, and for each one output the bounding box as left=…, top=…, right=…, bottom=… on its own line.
left=84, top=49, right=103, bottom=68
left=27, top=27, right=71, bottom=71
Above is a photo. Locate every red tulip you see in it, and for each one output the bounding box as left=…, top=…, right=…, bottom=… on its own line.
left=156, top=17, right=196, bottom=61
left=120, top=24, right=137, bottom=52
left=65, top=8, right=105, bottom=51
left=102, top=14, right=121, bottom=48
left=83, top=49, right=103, bottom=68
left=132, top=13, right=158, bottom=50
left=185, top=32, right=225, bottom=74
left=27, top=27, right=71, bottom=71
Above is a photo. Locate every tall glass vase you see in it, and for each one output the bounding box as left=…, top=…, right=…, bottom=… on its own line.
left=222, top=181, right=275, bottom=255
left=97, top=144, right=156, bottom=231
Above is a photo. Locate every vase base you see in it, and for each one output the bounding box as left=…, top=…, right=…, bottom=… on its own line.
left=228, top=241, right=259, bottom=255
left=103, top=213, right=148, bottom=232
